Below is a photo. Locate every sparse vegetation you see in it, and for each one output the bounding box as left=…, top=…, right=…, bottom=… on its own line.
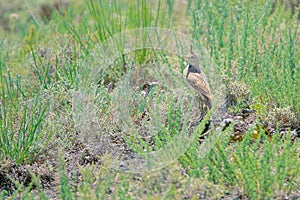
left=0, top=0, right=300, bottom=199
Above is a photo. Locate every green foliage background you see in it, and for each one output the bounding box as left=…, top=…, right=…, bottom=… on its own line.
left=0, top=0, right=299, bottom=199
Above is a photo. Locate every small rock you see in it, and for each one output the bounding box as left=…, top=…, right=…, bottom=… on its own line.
left=9, top=13, right=19, bottom=21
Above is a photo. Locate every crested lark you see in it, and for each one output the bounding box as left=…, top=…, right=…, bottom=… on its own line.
left=183, top=46, right=212, bottom=109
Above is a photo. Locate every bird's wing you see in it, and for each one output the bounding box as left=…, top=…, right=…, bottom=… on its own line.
left=186, top=72, right=212, bottom=99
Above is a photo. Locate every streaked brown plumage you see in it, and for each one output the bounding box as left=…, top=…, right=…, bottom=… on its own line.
left=183, top=46, right=212, bottom=109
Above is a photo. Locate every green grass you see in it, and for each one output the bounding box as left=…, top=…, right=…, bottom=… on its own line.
left=191, top=0, right=300, bottom=118
left=0, top=57, right=53, bottom=164
left=0, top=0, right=300, bottom=199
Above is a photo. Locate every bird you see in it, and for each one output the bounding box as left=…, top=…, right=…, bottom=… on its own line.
left=183, top=45, right=212, bottom=110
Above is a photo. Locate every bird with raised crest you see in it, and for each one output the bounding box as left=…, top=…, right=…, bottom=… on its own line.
left=183, top=45, right=212, bottom=110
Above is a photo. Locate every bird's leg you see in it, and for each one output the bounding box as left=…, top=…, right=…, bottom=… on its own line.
left=195, top=95, right=205, bottom=121
left=196, top=95, right=204, bottom=110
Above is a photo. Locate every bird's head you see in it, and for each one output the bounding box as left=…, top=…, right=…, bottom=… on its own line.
left=185, top=45, right=199, bottom=67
